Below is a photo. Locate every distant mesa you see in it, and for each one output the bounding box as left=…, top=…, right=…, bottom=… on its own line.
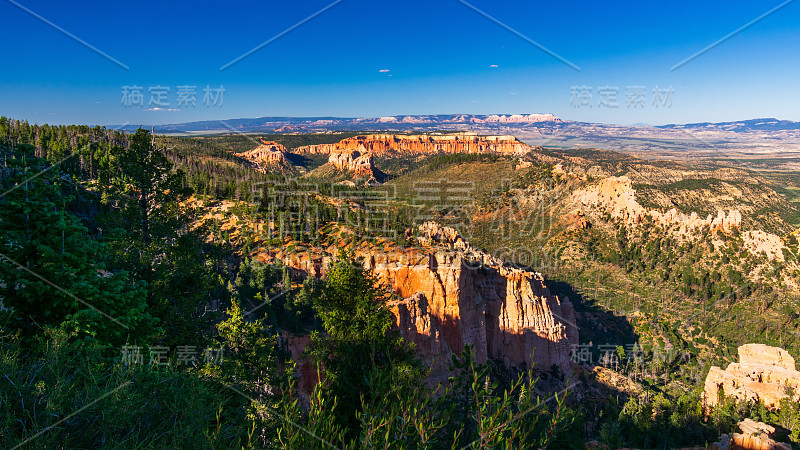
left=658, top=117, right=800, bottom=132
left=296, top=132, right=537, bottom=156
left=236, top=132, right=536, bottom=184
left=469, top=113, right=561, bottom=124
left=114, top=114, right=800, bottom=138
left=115, top=113, right=565, bottom=134
left=351, top=113, right=562, bottom=126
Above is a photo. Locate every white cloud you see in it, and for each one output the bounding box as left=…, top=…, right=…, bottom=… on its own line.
left=489, top=64, right=499, bottom=68
left=378, top=69, right=390, bottom=73
left=144, top=107, right=180, bottom=112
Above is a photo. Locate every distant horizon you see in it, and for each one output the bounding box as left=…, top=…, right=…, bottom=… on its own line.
left=5, top=112, right=799, bottom=130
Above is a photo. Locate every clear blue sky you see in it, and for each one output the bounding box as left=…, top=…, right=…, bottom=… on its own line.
left=1, top=0, right=798, bottom=126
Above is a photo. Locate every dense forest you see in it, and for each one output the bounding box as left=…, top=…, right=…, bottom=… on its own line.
left=1, top=117, right=798, bottom=448
left=0, top=118, right=580, bottom=448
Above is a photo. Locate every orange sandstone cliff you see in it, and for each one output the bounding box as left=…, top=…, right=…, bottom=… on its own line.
left=296, top=133, right=535, bottom=156
left=261, top=222, right=578, bottom=386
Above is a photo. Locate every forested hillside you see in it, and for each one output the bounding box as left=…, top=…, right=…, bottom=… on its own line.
left=3, top=117, right=800, bottom=448
left=0, top=118, right=581, bottom=448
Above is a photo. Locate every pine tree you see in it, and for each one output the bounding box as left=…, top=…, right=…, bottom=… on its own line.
left=307, top=250, right=421, bottom=438
left=0, top=152, right=156, bottom=345
left=114, top=128, right=187, bottom=245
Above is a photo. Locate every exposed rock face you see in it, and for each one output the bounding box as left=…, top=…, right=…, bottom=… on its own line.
left=370, top=244, right=577, bottom=378
left=326, top=147, right=385, bottom=181
left=296, top=133, right=534, bottom=156
left=389, top=293, right=452, bottom=384
left=739, top=344, right=797, bottom=370
left=237, top=138, right=288, bottom=171
left=730, top=419, right=791, bottom=450
left=258, top=222, right=578, bottom=385
left=703, top=344, right=800, bottom=410
left=281, top=332, right=318, bottom=403
left=741, top=230, right=787, bottom=262
left=576, top=176, right=742, bottom=233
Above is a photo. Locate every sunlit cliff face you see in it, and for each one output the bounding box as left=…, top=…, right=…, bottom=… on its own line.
left=259, top=222, right=578, bottom=387
left=295, top=133, right=534, bottom=156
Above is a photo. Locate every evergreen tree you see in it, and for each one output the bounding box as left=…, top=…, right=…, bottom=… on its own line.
left=307, top=250, right=421, bottom=438
left=0, top=152, right=156, bottom=345
left=114, top=128, right=187, bottom=245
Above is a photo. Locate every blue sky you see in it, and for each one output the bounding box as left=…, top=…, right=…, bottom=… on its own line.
left=0, top=0, right=798, bottom=126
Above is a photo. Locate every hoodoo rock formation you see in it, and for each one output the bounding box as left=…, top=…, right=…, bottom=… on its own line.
left=258, top=222, right=578, bottom=386
left=703, top=344, right=800, bottom=410
left=296, top=133, right=535, bottom=156
left=326, top=147, right=385, bottom=181
left=237, top=138, right=288, bottom=171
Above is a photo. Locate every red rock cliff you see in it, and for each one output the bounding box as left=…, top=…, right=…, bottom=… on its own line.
left=258, top=222, right=577, bottom=385
left=296, top=133, right=534, bottom=156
